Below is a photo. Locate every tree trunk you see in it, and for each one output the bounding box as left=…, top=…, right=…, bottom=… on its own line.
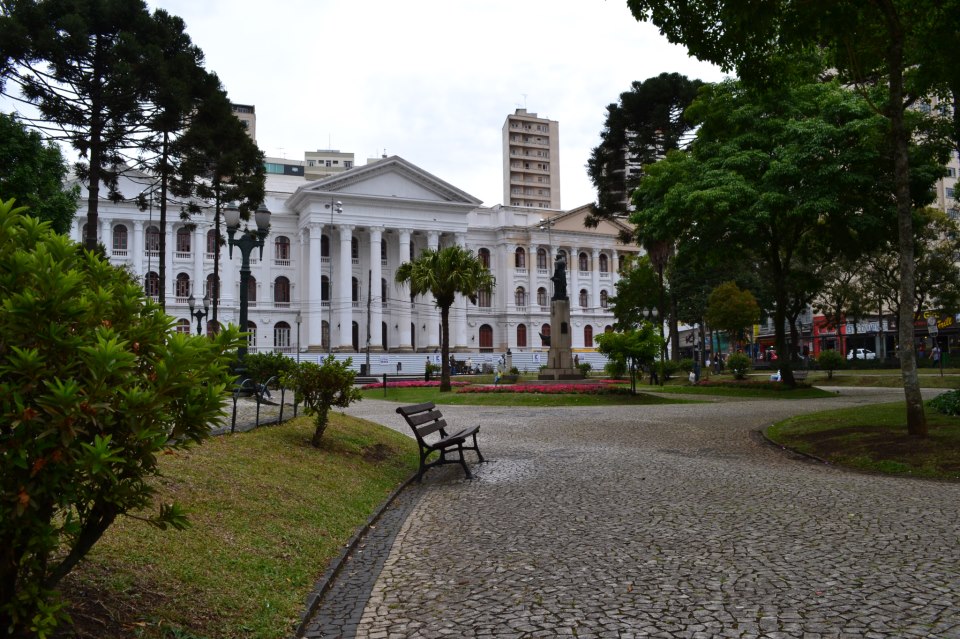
left=311, top=406, right=330, bottom=447
left=158, top=131, right=170, bottom=311
left=439, top=305, right=451, bottom=392
left=886, top=23, right=927, bottom=437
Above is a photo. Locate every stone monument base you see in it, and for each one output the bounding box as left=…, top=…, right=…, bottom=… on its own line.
left=538, top=369, right=585, bottom=381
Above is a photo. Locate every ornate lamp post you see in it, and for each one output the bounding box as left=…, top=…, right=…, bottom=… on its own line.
left=224, top=203, right=271, bottom=361
left=187, top=293, right=210, bottom=335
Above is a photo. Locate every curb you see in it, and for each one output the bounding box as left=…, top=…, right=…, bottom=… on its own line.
left=293, top=471, right=419, bottom=639
left=755, top=427, right=832, bottom=466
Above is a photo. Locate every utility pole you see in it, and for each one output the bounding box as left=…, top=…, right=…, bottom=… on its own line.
left=365, top=269, right=372, bottom=374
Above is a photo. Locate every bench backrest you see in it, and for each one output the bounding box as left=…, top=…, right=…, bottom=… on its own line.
left=396, top=402, right=448, bottom=443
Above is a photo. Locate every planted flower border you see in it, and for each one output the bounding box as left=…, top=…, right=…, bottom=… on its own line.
left=360, top=380, right=471, bottom=390
left=457, top=383, right=633, bottom=395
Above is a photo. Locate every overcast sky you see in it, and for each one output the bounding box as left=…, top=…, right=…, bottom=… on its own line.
left=148, top=0, right=728, bottom=208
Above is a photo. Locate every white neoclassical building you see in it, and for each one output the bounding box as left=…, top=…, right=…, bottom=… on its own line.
left=71, top=156, right=637, bottom=360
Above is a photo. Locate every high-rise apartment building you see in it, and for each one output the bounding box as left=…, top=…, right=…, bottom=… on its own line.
left=304, top=149, right=355, bottom=180
left=503, top=109, right=560, bottom=209
left=231, top=103, right=256, bottom=141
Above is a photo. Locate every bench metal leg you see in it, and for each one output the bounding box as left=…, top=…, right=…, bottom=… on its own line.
left=456, top=442, right=473, bottom=479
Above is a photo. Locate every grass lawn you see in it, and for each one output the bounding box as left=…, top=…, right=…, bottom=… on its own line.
left=767, top=402, right=960, bottom=480
left=360, top=385, right=694, bottom=406
left=643, top=382, right=838, bottom=399
left=57, top=414, right=419, bottom=639
left=745, top=368, right=960, bottom=388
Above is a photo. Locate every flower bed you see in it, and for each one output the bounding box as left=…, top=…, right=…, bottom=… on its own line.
left=457, top=383, right=632, bottom=395
left=360, top=380, right=471, bottom=390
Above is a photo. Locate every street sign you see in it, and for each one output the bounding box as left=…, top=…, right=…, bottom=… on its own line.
left=928, top=316, right=939, bottom=336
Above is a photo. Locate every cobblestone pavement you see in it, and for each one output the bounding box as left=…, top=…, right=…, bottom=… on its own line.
left=300, top=389, right=960, bottom=638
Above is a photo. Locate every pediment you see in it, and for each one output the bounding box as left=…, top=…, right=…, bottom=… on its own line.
left=550, top=204, right=634, bottom=237
left=287, top=155, right=481, bottom=209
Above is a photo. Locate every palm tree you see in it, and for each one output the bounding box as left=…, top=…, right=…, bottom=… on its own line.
left=396, top=246, right=495, bottom=392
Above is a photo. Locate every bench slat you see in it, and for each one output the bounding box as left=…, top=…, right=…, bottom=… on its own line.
left=406, top=409, right=445, bottom=427
left=417, top=419, right=447, bottom=438
left=396, top=402, right=435, bottom=417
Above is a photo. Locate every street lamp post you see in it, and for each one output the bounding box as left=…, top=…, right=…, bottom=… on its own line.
left=225, top=203, right=271, bottom=363
left=187, top=293, right=210, bottom=335
left=325, top=200, right=343, bottom=354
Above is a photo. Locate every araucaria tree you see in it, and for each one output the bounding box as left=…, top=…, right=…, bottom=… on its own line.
left=0, top=199, right=242, bottom=636
left=395, top=246, right=495, bottom=392
left=0, top=0, right=160, bottom=251
left=626, top=0, right=960, bottom=437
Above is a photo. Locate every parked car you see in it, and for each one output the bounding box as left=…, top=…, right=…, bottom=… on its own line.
left=847, top=348, right=876, bottom=360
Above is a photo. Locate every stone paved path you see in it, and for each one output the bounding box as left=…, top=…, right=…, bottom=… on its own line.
left=300, top=389, right=960, bottom=638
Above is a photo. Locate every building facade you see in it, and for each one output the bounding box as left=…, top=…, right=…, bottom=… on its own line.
left=71, top=156, right=635, bottom=359
left=502, top=108, right=561, bottom=209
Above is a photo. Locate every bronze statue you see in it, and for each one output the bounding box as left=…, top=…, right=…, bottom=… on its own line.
left=551, top=252, right=567, bottom=300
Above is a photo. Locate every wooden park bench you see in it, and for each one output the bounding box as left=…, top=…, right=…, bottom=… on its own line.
left=396, top=402, right=484, bottom=481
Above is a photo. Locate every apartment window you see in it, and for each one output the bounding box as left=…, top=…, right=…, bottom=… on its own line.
left=345, top=161, right=353, bottom=168
left=600, top=290, right=609, bottom=308
left=579, top=253, right=589, bottom=272
left=275, top=236, right=290, bottom=261
left=537, top=287, right=547, bottom=306
left=477, top=287, right=492, bottom=308
left=515, top=286, right=526, bottom=306
left=537, top=248, right=548, bottom=270
left=145, top=226, right=160, bottom=252
left=579, top=289, right=588, bottom=308
left=175, top=273, right=190, bottom=299
left=599, top=254, right=609, bottom=273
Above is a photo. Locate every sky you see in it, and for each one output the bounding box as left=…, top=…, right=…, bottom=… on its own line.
left=148, top=0, right=729, bottom=208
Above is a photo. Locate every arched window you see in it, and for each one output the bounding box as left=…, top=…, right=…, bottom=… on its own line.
left=274, top=321, right=291, bottom=351
left=274, top=276, right=290, bottom=307
left=175, top=273, right=190, bottom=300
left=515, top=286, right=526, bottom=306
left=112, top=225, right=128, bottom=253
left=537, top=247, right=548, bottom=270
left=515, top=247, right=526, bottom=268
left=584, top=325, right=594, bottom=347
left=478, top=248, right=491, bottom=268
left=600, top=290, right=609, bottom=308
left=540, top=323, right=551, bottom=347
left=321, top=275, right=329, bottom=304
left=207, top=229, right=218, bottom=255
left=599, top=253, right=609, bottom=273
left=144, top=271, right=159, bottom=298
left=517, top=324, right=527, bottom=348
left=381, top=278, right=388, bottom=308
left=145, top=226, right=160, bottom=252
left=247, top=275, right=257, bottom=306
left=579, top=289, right=588, bottom=308
left=479, top=324, right=494, bottom=349
left=176, top=318, right=191, bottom=334
left=176, top=227, right=190, bottom=254
left=537, top=287, right=547, bottom=306
left=206, top=273, right=220, bottom=301
left=477, top=286, right=492, bottom=308
left=247, top=321, right=257, bottom=348
left=352, top=276, right=360, bottom=303
left=274, top=235, right=290, bottom=261
left=351, top=237, right=359, bottom=260
left=321, top=234, right=330, bottom=258
left=579, top=252, right=589, bottom=272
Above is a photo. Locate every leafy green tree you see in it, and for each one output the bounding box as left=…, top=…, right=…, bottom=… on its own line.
left=395, top=246, right=495, bottom=392
left=0, top=113, right=78, bottom=233
left=595, top=323, right=662, bottom=394
left=283, top=356, right=362, bottom=448
left=817, top=350, right=846, bottom=380
left=0, top=0, right=160, bottom=251
left=171, top=86, right=265, bottom=326
left=587, top=72, right=705, bottom=223
left=608, top=254, right=659, bottom=330
left=242, top=351, right=294, bottom=389
left=0, top=198, right=242, bottom=637
left=705, top=281, right=760, bottom=350
left=633, top=73, right=920, bottom=387
left=625, top=0, right=960, bottom=437
left=726, top=352, right=751, bottom=380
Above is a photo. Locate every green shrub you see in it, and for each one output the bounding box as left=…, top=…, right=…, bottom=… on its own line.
left=655, top=359, right=679, bottom=380
left=726, top=352, right=752, bottom=379
left=577, top=361, right=592, bottom=377
left=678, top=358, right=695, bottom=373
left=930, top=389, right=960, bottom=416
left=283, top=356, right=362, bottom=447
left=509, top=366, right=520, bottom=375
left=816, top=350, right=845, bottom=380
left=242, top=351, right=294, bottom=387
left=0, top=199, right=242, bottom=637
left=605, top=358, right=627, bottom=379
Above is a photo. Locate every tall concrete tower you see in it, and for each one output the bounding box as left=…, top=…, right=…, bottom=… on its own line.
left=502, top=108, right=560, bottom=209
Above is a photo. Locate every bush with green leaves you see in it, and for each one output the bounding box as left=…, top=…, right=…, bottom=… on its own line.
left=576, top=361, right=592, bottom=377
left=726, top=352, right=752, bottom=380
left=930, top=389, right=960, bottom=416
left=678, top=358, right=695, bottom=373
left=604, top=357, right=628, bottom=379
left=282, top=356, right=362, bottom=447
left=816, top=350, right=845, bottom=380
left=656, top=359, right=679, bottom=381
left=242, top=351, right=294, bottom=388
left=0, top=199, right=242, bottom=637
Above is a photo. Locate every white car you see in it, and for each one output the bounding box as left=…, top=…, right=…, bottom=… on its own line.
left=847, top=348, right=876, bottom=360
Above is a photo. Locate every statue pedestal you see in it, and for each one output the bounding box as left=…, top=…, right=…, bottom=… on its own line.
left=538, top=298, right=583, bottom=380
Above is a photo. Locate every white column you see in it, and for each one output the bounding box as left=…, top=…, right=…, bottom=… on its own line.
left=194, top=223, right=206, bottom=296
left=101, top=218, right=112, bottom=258
left=611, top=249, right=620, bottom=288
left=592, top=248, right=601, bottom=308
left=397, top=229, right=413, bottom=350
left=569, top=246, right=579, bottom=311
left=369, top=227, right=384, bottom=351
left=426, top=231, right=440, bottom=349
left=132, top=220, right=143, bottom=275
left=454, top=233, right=468, bottom=350
left=307, top=224, right=323, bottom=349
left=337, top=225, right=354, bottom=350
left=220, top=226, right=237, bottom=311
